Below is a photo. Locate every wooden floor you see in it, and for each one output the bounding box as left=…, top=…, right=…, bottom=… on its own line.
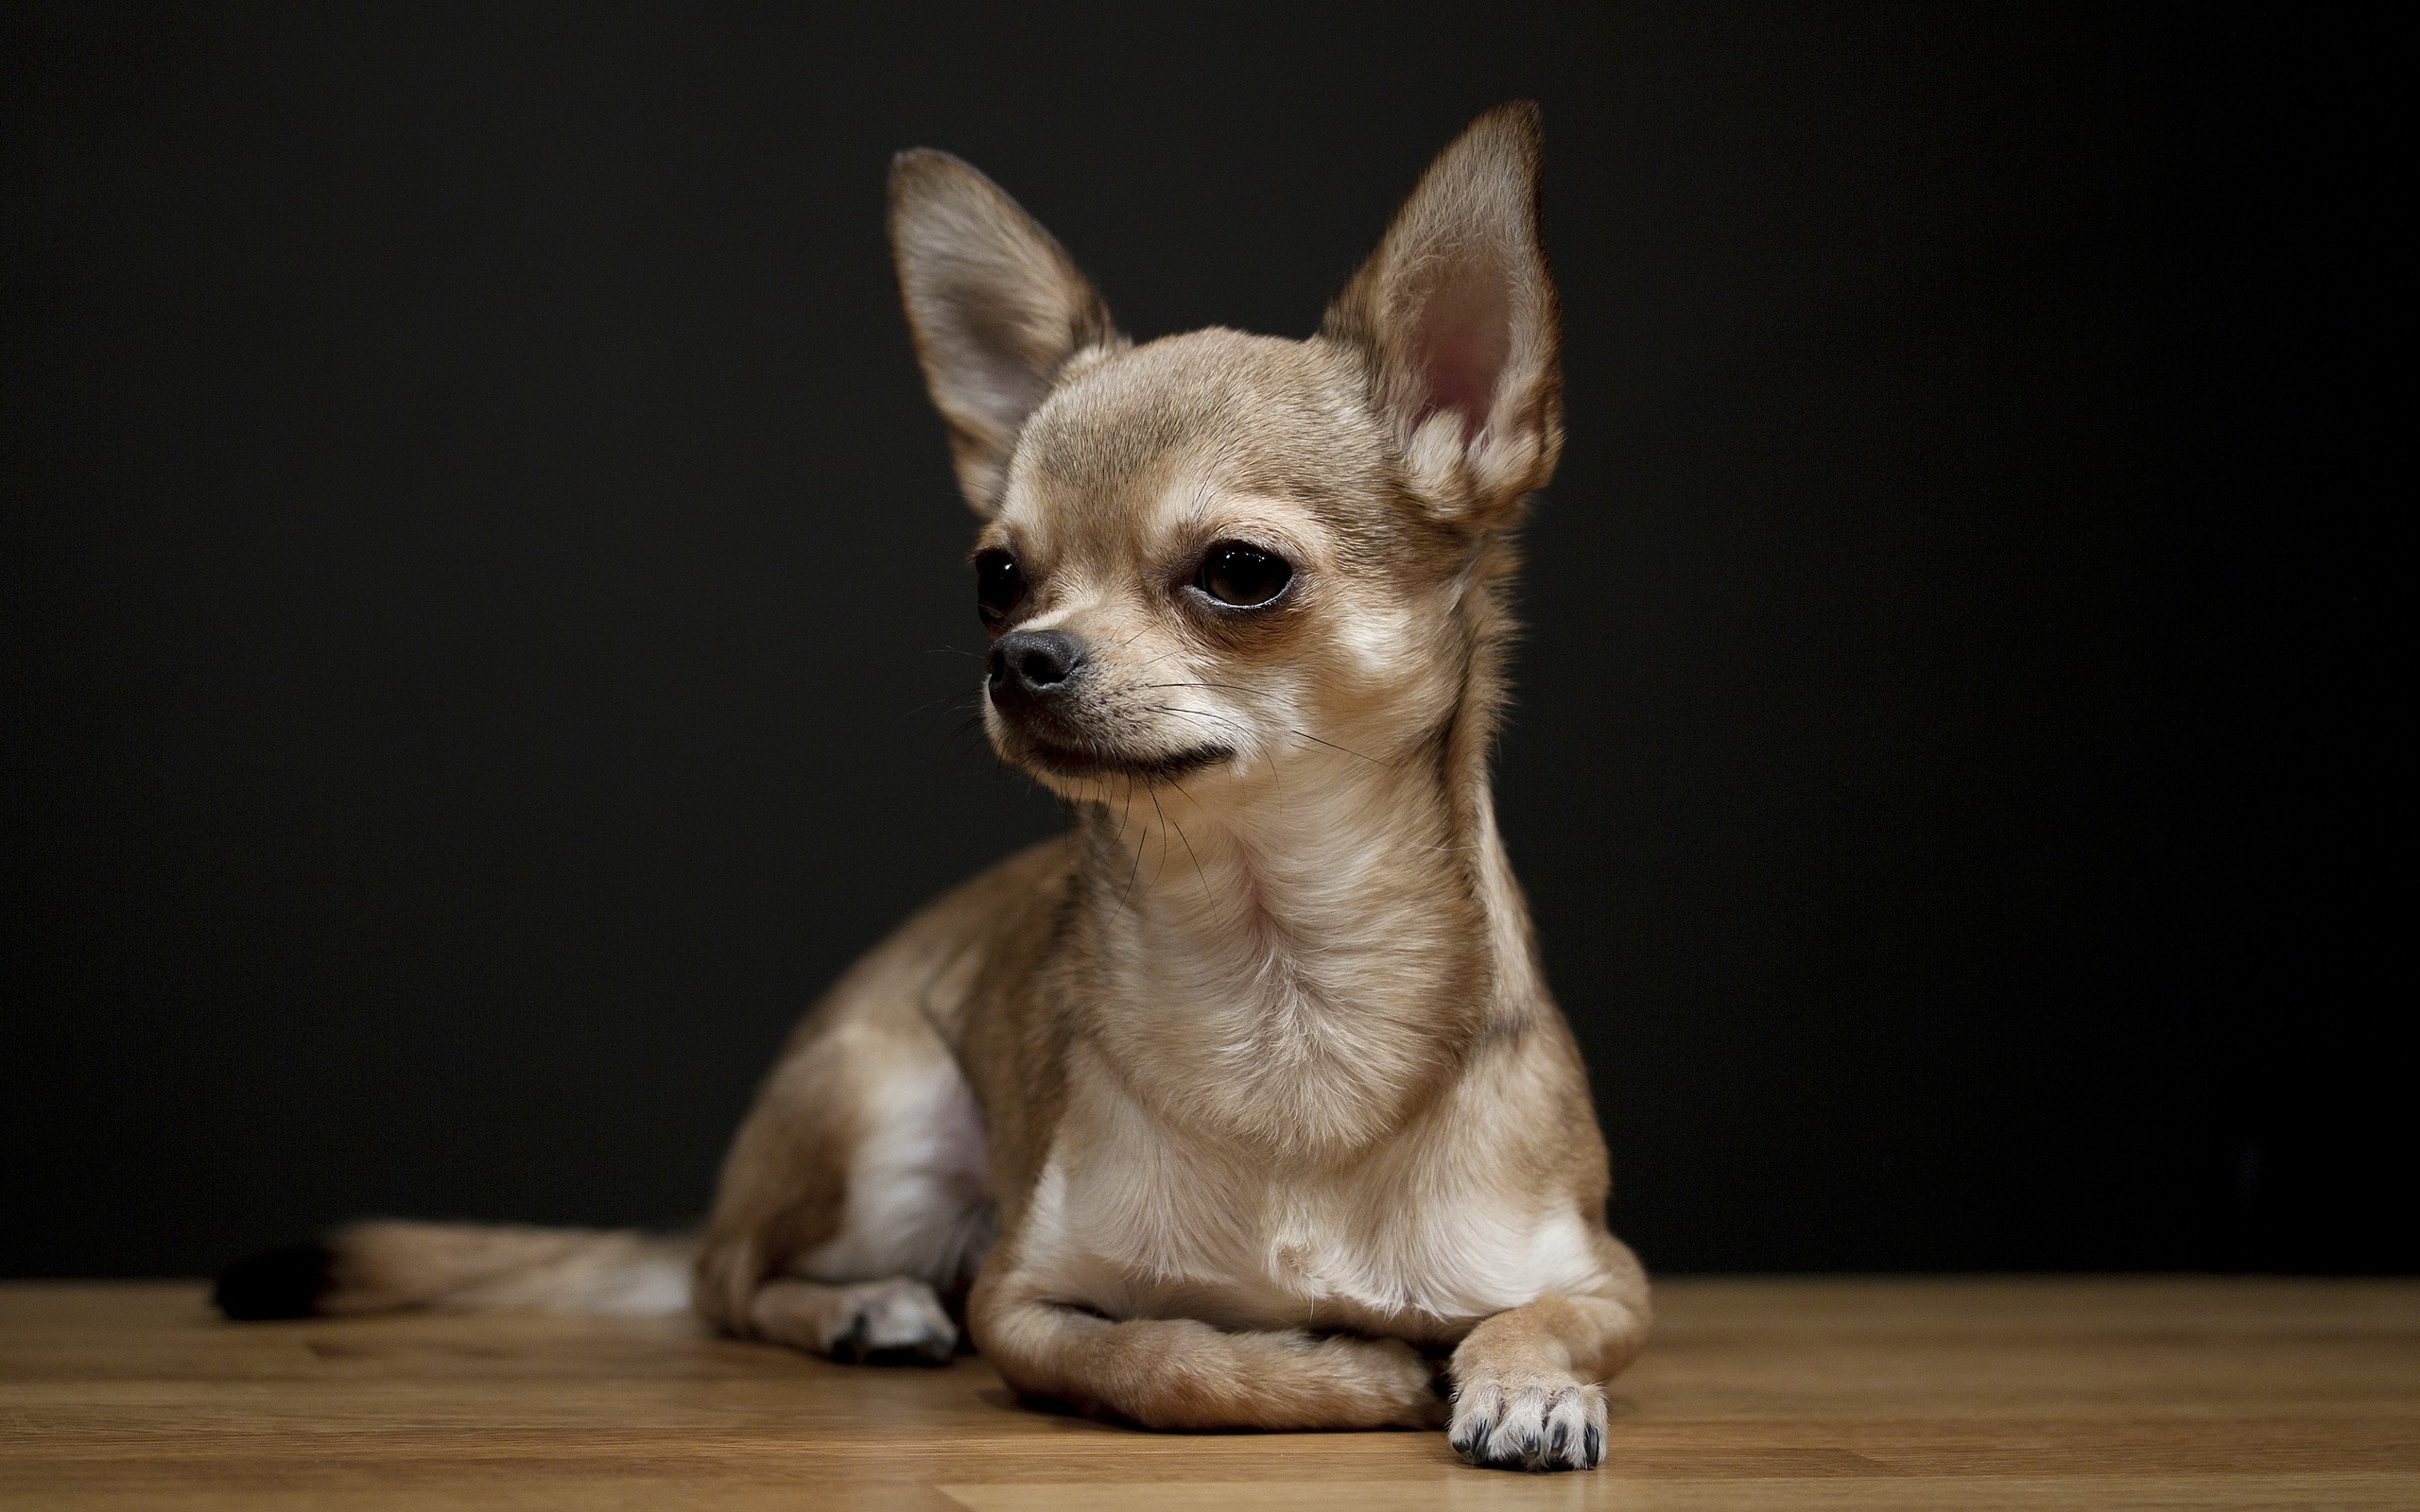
left=2, top=1279, right=2413, bottom=1509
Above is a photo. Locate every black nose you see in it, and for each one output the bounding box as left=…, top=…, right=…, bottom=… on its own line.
left=988, top=628, right=1084, bottom=705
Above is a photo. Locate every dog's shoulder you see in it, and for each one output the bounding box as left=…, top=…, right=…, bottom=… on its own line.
left=763, top=835, right=1073, bottom=1071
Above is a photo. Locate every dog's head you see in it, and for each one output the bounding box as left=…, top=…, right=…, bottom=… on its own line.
left=890, top=105, right=1560, bottom=805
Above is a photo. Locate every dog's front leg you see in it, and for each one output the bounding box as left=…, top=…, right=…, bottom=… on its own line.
left=968, top=1266, right=1446, bottom=1431
left=1446, top=1288, right=1651, bottom=1471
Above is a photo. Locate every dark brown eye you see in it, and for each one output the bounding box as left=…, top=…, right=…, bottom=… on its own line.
left=1195, top=542, right=1292, bottom=608
left=975, top=549, right=1026, bottom=627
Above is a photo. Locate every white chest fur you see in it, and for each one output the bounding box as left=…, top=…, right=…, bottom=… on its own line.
left=1014, top=1056, right=1607, bottom=1332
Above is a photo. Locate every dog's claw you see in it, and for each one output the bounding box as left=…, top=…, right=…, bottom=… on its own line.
left=1449, top=1414, right=1493, bottom=1458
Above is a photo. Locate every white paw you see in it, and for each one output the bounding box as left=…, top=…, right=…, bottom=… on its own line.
left=822, top=1277, right=958, bottom=1364
left=751, top=1276, right=958, bottom=1365
left=1447, top=1376, right=1606, bottom=1470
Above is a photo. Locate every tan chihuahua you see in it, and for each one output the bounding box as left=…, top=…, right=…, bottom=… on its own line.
left=217, top=102, right=1650, bottom=1473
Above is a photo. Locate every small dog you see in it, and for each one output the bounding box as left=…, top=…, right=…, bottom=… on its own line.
left=218, top=102, right=1650, bottom=1473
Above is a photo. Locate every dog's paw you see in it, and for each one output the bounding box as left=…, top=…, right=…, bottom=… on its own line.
left=823, top=1277, right=959, bottom=1365
left=752, top=1276, right=958, bottom=1366
left=1447, top=1374, right=1606, bottom=1471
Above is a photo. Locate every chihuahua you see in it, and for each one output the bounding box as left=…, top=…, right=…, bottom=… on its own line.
left=217, top=102, right=1650, bottom=1473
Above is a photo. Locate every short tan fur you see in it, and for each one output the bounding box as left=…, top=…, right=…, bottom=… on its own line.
left=280, top=103, right=1650, bottom=1474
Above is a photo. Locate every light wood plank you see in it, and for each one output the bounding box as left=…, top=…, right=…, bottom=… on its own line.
left=942, top=1475, right=2420, bottom=1511
left=3, top=1278, right=2412, bottom=1509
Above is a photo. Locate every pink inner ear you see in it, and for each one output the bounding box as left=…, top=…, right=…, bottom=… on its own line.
left=1410, top=260, right=1512, bottom=445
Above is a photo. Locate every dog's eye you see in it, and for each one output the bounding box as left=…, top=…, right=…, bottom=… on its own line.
left=975, top=549, right=1026, bottom=627
left=1196, top=543, right=1292, bottom=608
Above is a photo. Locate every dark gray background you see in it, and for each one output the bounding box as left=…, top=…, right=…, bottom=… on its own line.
left=3, top=4, right=2394, bottom=1277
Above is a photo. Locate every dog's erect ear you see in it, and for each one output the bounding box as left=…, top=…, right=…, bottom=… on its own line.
left=890, top=150, right=1123, bottom=515
left=1322, top=102, right=1561, bottom=521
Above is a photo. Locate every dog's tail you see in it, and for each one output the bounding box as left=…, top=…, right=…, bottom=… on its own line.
left=213, top=1221, right=696, bottom=1320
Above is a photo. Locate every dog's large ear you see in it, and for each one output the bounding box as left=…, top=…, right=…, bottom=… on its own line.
left=1322, top=102, right=1560, bottom=522
left=890, top=150, right=1123, bottom=515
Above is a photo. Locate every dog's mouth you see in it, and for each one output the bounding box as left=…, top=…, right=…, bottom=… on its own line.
left=1013, top=736, right=1234, bottom=782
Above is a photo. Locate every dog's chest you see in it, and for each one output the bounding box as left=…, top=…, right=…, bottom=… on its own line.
left=1014, top=1087, right=1602, bottom=1332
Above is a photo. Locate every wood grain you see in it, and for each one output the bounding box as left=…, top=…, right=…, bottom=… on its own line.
left=3, top=1277, right=2412, bottom=1509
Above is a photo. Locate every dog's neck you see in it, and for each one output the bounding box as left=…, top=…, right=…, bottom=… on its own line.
left=1066, top=607, right=1539, bottom=1157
